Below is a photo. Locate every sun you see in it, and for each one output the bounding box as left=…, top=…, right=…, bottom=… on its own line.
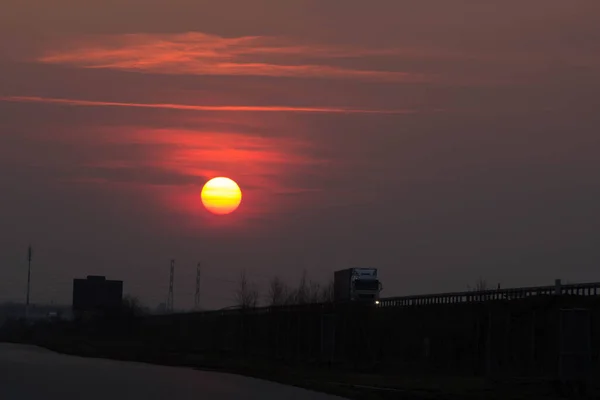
left=201, top=177, right=242, bottom=215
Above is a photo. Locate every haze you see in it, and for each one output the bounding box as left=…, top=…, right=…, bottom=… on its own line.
left=1, top=0, right=599, bottom=310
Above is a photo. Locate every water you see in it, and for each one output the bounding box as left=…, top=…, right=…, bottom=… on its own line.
left=0, top=344, right=345, bottom=400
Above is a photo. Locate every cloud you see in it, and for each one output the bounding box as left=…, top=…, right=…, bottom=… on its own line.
left=78, top=165, right=202, bottom=187
left=36, top=32, right=431, bottom=82
left=54, top=126, right=324, bottom=221
left=0, top=95, right=417, bottom=115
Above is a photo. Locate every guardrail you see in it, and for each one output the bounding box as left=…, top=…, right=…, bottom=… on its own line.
left=378, top=281, right=600, bottom=308
left=149, top=281, right=600, bottom=319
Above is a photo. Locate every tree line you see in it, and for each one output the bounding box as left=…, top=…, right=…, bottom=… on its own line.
left=234, top=269, right=334, bottom=309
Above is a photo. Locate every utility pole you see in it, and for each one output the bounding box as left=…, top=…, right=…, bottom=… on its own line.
left=25, top=245, right=32, bottom=319
left=167, top=259, right=175, bottom=313
left=195, top=262, right=201, bottom=310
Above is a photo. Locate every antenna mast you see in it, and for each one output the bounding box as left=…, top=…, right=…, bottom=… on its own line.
left=195, top=262, right=201, bottom=310
left=167, top=259, right=175, bottom=313
left=25, top=245, right=32, bottom=319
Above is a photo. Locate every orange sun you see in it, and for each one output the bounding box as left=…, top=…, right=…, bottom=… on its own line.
left=201, top=177, right=242, bottom=215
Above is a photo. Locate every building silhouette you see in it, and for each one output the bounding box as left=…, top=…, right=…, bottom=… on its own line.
left=72, top=275, right=123, bottom=318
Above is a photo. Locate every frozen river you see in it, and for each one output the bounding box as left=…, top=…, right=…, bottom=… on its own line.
left=0, top=343, right=346, bottom=400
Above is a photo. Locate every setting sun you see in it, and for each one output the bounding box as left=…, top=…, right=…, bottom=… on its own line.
left=201, top=177, right=242, bottom=215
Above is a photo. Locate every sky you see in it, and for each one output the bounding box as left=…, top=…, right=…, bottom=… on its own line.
left=1, top=0, right=599, bottom=310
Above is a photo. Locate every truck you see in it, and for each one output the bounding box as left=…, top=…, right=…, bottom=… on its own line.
left=334, top=268, right=382, bottom=303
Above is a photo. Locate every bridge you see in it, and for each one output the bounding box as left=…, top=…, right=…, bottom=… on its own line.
left=378, top=280, right=600, bottom=307
left=162, top=279, right=600, bottom=319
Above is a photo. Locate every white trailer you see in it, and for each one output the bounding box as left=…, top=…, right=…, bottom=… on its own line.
left=334, top=268, right=382, bottom=303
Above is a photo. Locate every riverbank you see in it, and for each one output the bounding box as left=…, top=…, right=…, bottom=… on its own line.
left=7, top=337, right=576, bottom=400
left=0, top=315, right=589, bottom=400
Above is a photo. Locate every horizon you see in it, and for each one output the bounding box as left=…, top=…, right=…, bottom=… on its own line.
left=1, top=0, right=599, bottom=310
left=1, top=271, right=597, bottom=311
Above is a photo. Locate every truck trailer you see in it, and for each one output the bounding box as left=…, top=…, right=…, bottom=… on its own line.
left=334, top=268, right=381, bottom=303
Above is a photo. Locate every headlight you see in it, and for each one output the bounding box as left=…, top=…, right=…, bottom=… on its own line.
left=374, top=300, right=380, bottom=305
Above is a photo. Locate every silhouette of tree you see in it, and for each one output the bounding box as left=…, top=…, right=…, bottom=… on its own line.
left=308, top=280, right=321, bottom=303
left=260, top=271, right=333, bottom=306
left=235, top=269, right=259, bottom=309
left=475, top=278, right=488, bottom=292
left=266, top=276, right=287, bottom=306
left=319, top=279, right=334, bottom=303
left=295, top=269, right=309, bottom=304
left=467, top=277, right=488, bottom=292
left=122, top=295, right=147, bottom=317
left=284, top=288, right=297, bottom=305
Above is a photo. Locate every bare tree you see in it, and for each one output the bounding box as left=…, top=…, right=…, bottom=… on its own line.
left=295, top=270, right=309, bottom=304
left=249, top=287, right=259, bottom=308
left=267, top=276, right=287, bottom=306
left=467, top=277, right=488, bottom=292
left=122, top=295, right=148, bottom=317
left=235, top=269, right=259, bottom=309
left=319, top=279, right=334, bottom=303
left=475, top=277, right=488, bottom=292
left=266, top=271, right=333, bottom=306
left=283, top=289, right=295, bottom=305
left=308, top=280, right=321, bottom=303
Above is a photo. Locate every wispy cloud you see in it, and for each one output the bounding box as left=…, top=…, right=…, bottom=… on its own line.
left=80, top=128, right=314, bottom=184
left=70, top=127, right=322, bottom=220
left=0, top=95, right=418, bottom=115
left=37, top=32, right=431, bottom=82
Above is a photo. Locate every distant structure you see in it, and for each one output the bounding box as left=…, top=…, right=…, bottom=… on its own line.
left=194, top=262, right=201, bottom=310
left=72, top=275, right=123, bottom=318
left=25, top=245, right=32, bottom=319
left=166, top=260, right=175, bottom=313
left=1, top=303, right=72, bottom=325
left=156, top=302, right=167, bottom=314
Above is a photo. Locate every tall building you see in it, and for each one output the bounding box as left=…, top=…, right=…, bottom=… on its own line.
left=72, top=275, right=123, bottom=318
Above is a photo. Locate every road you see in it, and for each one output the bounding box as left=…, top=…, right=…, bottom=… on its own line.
left=0, top=344, right=347, bottom=400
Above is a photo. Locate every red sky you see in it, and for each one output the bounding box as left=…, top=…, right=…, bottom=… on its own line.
left=1, top=0, right=599, bottom=309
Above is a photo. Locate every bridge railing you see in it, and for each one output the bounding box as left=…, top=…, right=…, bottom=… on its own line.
left=378, top=281, right=600, bottom=308
left=149, top=281, right=600, bottom=320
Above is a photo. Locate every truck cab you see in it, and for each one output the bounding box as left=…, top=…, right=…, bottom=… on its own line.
left=334, top=268, right=382, bottom=303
